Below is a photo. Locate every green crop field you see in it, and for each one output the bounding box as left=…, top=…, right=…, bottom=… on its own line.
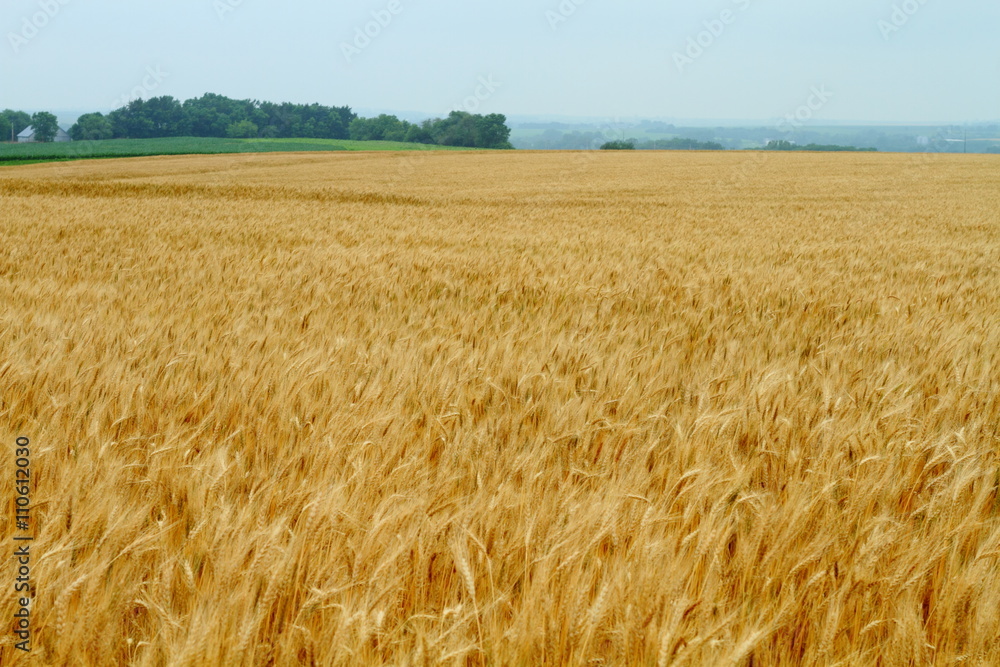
left=0, top=136, right=476, bottom=165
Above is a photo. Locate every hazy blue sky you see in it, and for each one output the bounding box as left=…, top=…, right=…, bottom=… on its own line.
left=2, top=0, right=997, bottom=123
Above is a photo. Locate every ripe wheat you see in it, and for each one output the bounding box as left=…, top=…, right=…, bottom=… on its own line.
left=1, top=150, right=999, bottom=665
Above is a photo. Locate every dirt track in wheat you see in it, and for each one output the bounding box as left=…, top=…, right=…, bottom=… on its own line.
left=1, top=150, right=999, bottom=665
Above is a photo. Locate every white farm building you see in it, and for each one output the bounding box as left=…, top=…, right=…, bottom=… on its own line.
left=17, top=125, right=72, bottom=143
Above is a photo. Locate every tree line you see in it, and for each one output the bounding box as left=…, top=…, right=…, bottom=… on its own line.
left=600, top=138, right=725, bottom=150
left=2, top=93, right=513, bottom=149
left=348, top=113, right=512, bottom=149
left=763, top=140, right=877, bottom=152
left=600, top=137, right=875, bottom=151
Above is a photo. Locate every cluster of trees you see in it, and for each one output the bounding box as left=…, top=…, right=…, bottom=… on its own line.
left=764, top=140, right=877, bottom=152
left=68, top=94, right=357, bottom=141
left=600, top=140, right=636, bottom=150
left=0, top=110, right=30, bottom=141
left=348, top=112, right=512, bottom=148
left=1, top=109, right=59, bottom=142
left=62, top=93, right=512, bottom=149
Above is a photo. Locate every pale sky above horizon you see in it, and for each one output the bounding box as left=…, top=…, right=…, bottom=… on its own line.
left=1, top=0, right=997, bottom=124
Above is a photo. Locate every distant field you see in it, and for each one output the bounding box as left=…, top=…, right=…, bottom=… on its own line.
left=0, top=136, right=474, bottom=165
left=1, top=151, right=999, bottom=665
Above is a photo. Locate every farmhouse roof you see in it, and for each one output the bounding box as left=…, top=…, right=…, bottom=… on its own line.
left=17, top=125, right=70, bottom=137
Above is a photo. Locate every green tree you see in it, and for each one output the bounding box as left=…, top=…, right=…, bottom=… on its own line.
left=600, top=140, right=635, bottom=150
left=404, top=123, right=433, bottom=144
left=108, top=100, right=155, bottom=139
left=30, top=111, right=60, bottom=142
left=105, top=96, right=186, bottom=138
left=70, top=113, right=114, bottom=141
left=348, top=117, right=375, bottom=141
left=432, top=111, right=479, bottom=147
left=350, top=114, right=409, bottom=142
left=144, top=96, right=185, bottom=136
left=1, top=110, right=32, bottom=141
left=475, top=113, right=513, bottom=149
left=182, top=93, right=243, bottom=137
left=764, top=140, right=796, bottom=151
left=226, top=120, right=259, bottom=138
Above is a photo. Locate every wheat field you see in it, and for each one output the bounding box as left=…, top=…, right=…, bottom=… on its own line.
left=1, top=150, right=999, bottom=665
